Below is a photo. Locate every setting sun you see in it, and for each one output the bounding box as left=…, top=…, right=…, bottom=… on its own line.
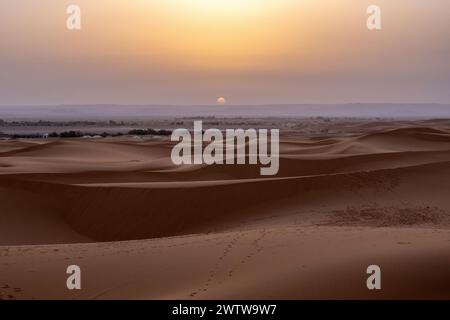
left=217, top=97, right=227, bottom=105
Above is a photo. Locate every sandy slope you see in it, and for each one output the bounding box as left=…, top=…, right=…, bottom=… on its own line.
left=2, top=227, right=450, bottom=300
left=0, top=122, right=450, bottom=299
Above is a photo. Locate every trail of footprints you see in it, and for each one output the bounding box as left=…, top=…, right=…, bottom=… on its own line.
left=2, top=231, right=271, bottom=299
left=189, top=229, right=268, bottom=298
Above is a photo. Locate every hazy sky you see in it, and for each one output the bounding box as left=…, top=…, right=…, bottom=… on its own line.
left=1, top=0, right=449, bottom=105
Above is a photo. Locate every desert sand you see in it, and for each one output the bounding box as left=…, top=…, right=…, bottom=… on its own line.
left=1, top=120, right=450, bottom=300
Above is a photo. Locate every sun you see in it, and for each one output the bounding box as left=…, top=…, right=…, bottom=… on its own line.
left=217, top=97, right=227, bottom=105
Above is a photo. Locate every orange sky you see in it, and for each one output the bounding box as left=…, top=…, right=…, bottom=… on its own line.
left=1, top=0, right=449, bottom=105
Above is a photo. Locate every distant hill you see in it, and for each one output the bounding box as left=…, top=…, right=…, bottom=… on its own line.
left=0, top=103, right=449, bottom=120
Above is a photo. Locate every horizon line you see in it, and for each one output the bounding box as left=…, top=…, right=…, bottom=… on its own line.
left=1, top=102, right=450, bottom=108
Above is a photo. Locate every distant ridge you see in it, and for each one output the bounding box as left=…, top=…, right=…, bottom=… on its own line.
left=0, top=103, right=449, bottom=120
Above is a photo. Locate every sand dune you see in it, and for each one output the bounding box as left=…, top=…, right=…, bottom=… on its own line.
left=1, top=123, right=449, bottom=299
